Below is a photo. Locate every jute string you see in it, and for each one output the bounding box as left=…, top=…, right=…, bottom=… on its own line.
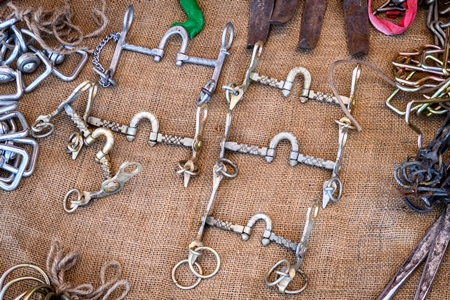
left=5, top=0, right=108, bottom=55
left=46, top=240, right=130, bottom=300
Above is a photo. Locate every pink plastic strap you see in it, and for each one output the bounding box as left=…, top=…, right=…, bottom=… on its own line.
left=368, top=0, right=418, bottom=35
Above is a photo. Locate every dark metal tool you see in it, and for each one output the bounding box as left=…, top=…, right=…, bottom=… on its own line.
left=247, top=0, right=299, bottom=48
left=248, top=0, right=275, bottom=48
left=270, top=0, right=300, bottom=24
left=298, top=0, right=326, bottom=49
left=378, top=206, right=450, bottom=300
left=343, top=0, right=370, bottom=56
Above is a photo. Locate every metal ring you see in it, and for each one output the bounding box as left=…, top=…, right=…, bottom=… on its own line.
left=221, top=22, right=234, bottom=51
left=187, top=246, right=220, bottom=279
left=403, top=196, right=433, bottom=213
left=22, top=283, right=55, bottom=299
left=325, top=177, right=343, bottom=203
left=17, top=52, right=41, bottom=73
left=215, top=158, right=238, bottom=178
left=0, top=65, right=16, bottom=83
left=284, top=269, right=308, bottom=294
left=63, top=189, right=81, bottom=213
left=171, top=259, right=203, bottom=290
left=0, top=264, right=50, bottom=299
left=30, top=122, right=55, bottom=138
left=123, top=6, right=134, bottom=33
left=264, top=259, right=291, bottom=287
left=177, top=160, right=199, bottom=176
left=0, top=276, right=46, bottom=299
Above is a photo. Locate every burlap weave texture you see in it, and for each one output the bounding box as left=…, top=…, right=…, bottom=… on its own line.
left=0, top=0, right=447, bottom=299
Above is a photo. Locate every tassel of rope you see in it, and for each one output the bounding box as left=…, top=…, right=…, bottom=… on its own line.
left=46, top=240, right=130, bottom=300
left=4, top=0, right=108, bottom=55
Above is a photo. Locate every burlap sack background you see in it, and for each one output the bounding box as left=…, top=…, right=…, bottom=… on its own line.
left=0, top=0, right=447, bottom=298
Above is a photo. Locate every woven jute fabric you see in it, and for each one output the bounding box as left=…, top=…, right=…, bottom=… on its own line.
left=0, top=0, right=447, bottom=299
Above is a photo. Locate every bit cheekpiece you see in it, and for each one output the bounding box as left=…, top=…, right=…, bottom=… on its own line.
left=90, top=5, right=234, bottom=187
left=31, top=81, right=142, bottom=213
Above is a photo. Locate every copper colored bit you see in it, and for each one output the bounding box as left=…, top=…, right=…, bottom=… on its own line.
left=269, top=0, right=299, bottom=25
left=248, top=0, right=275, bottom=48
left=343, top=0, right=370, bottom=56
left=298, top=0, right=326, bottom=49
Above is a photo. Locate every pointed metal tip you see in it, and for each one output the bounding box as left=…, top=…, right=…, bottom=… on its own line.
left=322, top=198, right=329, bottom=209
left=229, top=99, right=238, bottom=111
left=298, top=39, right=313, bottom=50
left=72, top=151, right=79, bottom=160
left=183, top=172, right=190, bottom=188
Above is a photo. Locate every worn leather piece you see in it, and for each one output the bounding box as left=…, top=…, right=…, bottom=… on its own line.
left=298, top=0, right=326, bottom=49
left=248, top=0, right=274, bottom=48
left=344, top=0, right=370, bottom=56
left=269, top=0, right=299, bottom=25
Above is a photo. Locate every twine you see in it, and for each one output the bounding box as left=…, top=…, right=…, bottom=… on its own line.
left=5, top=0, right=108, bottom=55
left=46, top=240, right=130, bottom=300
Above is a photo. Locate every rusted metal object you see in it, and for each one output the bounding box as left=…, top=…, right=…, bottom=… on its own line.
left=298, top=0, right=326, bottom=49
left=248, top=0, right=275, bottom=48
left=269, top=0, right=299, bottom=24
left=343, top=0, right=370, bottom=56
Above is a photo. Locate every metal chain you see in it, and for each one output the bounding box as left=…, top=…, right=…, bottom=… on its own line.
left=92, top=32, right=120, bottom=73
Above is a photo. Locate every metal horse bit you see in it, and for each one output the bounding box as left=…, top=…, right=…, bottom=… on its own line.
left=89, top=5, right=234, bottom=188
left=207, top=201, right=319, bottom=294
left=223, top=43, right=361, bottom=208
left=30, top=81, right=142, bottom=213
left=172, top=42, right=322, bottom=292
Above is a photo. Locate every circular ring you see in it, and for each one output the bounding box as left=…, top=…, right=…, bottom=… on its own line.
left=187, top=246, right=220, bottom=279
left=221, top=23, right=234, bottom=51
left=284, top=269, right=308, bottom=295
left=45, top=50, right=65, bottom=65
left=22, top=283, right=54, bottom=299
left=0, top=264, right=50, bottom=299
left=17, top=52, right=41, bottom=73
left=177, top=160, right=199, bottom=176
left=66, top=132, right=83, bottom=154
left=63, top=189, right=81, bottom=213
left=215, top=158, right=238, bottom=178
left=30, top=122, right=55, bottom=138
left=265, top=259, right=291, bottom=287
left=0, top=65, right=16, bottom=83
left=325, top=177, right=343, bottom=203
left=171, top=259, right=203, bottom=290
left=404, top=196, right=433, bottom=213
left=0, top=276, right=46, bottom=299
left=222, top=84, right=239, bottom=96
left=123, top=6, right=135, bottom=32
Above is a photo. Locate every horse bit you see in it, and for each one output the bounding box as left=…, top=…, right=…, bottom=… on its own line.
left=172, top=41, right=359, bottom=293
left=223, top=46, right=360, bottom=209
left=30, top=80, right=141, bottom=213
left=87, top=5, right=234, bottom=187
left=0, top=18, right=88, bottom=191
